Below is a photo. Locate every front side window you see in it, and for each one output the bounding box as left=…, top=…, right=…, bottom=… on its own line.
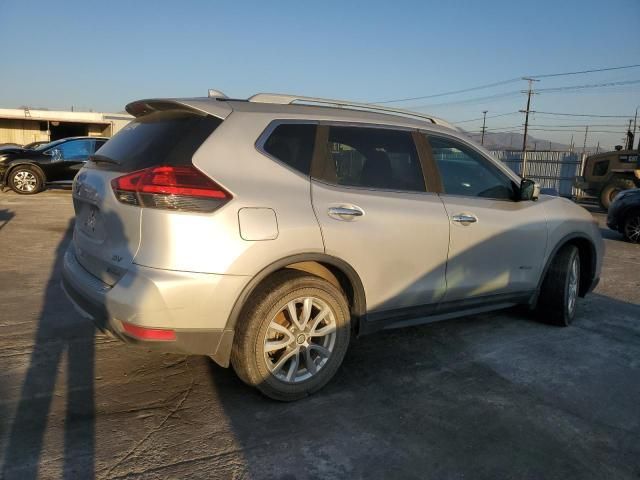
left=592, top=160, right=609, bottom=176
left=427, top=135, right=516, bottom=200
left=263, top=123, right=316, bottom=175
left=57, top=140, right=92, bottom=161
left=321, top=126, right=425, bottom=192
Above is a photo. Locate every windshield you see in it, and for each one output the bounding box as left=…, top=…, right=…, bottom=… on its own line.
left=35, top=139, right=66, bottom=151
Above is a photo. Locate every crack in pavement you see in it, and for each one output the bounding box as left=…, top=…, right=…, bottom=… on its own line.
left=99, top=359, right=197, bottom=480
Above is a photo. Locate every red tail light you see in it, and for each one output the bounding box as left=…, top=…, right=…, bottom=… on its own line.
left=111, top=165, right=231, bottom=212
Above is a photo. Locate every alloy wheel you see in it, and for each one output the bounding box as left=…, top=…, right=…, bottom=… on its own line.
left=13, top=171, right=37, bottom=193
left=567, top=255, right=579, bottom=315
left=624, top=215, right=640, bottom=243
left=263, top=296, right=337, bottom=384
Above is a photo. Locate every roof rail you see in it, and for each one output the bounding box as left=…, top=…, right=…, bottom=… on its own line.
left=247, top=93, right=455, bottom=130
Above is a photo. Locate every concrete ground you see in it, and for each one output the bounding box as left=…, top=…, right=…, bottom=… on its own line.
left=0, top=189, right=639, bottom=480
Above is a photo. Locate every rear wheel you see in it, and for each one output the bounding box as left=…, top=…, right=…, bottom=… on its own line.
left=231, top=270, right=350, bottom=401
left=623, top=211, right=640, bottom=243
left=8, top=166, right=44, bottom=194
left=599, top=177, right=636, bottom=210
left=536, top=245, right=580, bottom=326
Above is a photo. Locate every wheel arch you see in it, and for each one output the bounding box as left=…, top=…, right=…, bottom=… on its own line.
left=5, top=161, right=47, bottom=186
left=228, top=254, right=367, bottom=332
left=210, top=254, right=366, bottom=368
left=537, top=233, right=597, bottom=298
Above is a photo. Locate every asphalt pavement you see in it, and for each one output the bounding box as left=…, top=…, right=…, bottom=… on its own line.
left=0, top=190, right=639, bottom=480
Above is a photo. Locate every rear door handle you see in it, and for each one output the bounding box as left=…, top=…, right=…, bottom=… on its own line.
left=451, top=213, right=478, bottom=224
left=328, top=206, right=364, bottom=220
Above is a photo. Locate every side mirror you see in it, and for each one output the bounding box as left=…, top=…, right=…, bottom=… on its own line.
left=519, top=178, right=539, bottom=201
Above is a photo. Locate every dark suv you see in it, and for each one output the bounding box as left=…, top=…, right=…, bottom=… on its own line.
left=0, top=136, right=108, bottom=194
left=607, top=188, right=640, bottom=242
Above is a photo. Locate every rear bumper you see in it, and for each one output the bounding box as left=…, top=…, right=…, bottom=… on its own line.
left=61, top=244, right=248, bottom=365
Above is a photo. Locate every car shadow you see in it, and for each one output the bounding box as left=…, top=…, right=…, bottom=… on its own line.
left=1, top=220, right=97, bottom=480
left=0, top=208, right=14, bottom=231
left=204, top=292, right=640, bottom=479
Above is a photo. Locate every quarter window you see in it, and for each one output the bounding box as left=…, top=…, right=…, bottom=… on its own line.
left=321, top=126, right=425, bottom=192
left=263, top=123, right=316, bottom=175
left=427, top=135, right=516, bottom=200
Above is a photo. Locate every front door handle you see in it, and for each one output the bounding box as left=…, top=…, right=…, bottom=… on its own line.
left=451, top=213, right=478, bottom=224
left=328, top=206, right=364, bottom=220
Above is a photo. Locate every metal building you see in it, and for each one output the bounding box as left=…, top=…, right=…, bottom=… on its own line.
left=0, top=107, right=132, bottom=146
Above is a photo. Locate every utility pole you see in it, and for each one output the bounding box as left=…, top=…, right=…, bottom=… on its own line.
left=625, top=119, right=634, bottom=150
left=582, top=126, right=589, bottom=154
left=596, top=141, right=600, bottom=153
left=480, top=110, right=488, bottom=146
left=519, top=77, right=539, bottom=152
left=570, top=134, right=574, bottom=152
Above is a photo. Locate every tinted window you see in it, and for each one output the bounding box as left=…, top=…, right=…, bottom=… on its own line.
left=93, top=110, right=222, bottom=171
left=428, top=135, right=515, bottom=199
left=93, top=139, right=107, bottom=153
left=263, top=123, right=316, bottom=175
left=592, top=159, right=609, bottom=176
left=58, top=139, right=92, bottom=161
left=321, top=126, right=425, bottom=192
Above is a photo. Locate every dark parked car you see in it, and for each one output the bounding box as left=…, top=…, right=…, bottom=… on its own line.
left=0, top=137, right=108, bottom=194
left=23, top=140, right=50, bottom=150
left=607, top=188, right=640, bottom=243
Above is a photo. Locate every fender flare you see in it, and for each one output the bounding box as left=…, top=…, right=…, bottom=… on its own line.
left=211, top=253, right=367, bottom=368
left=226, top=253, right=367, bottom=333
left=535, top=232, right=597, bottom=299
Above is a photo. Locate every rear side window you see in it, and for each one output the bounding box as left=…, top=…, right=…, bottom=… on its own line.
left=592, top=160, right=609, bottom=176
left=262, top=123, right=316, bottom=175
left=93, top=110, right=222, bottom=171
left=320, top=126, right=425, bottom=192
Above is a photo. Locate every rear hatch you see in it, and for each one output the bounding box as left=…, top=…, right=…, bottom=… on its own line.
left=72, top=101, right=228, bottom=285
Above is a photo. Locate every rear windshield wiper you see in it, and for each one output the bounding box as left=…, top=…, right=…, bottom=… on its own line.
left=89, top=154, right=120, bottom=166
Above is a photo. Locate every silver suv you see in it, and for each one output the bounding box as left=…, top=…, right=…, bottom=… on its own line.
left=62, top=92, right=603, bottom=401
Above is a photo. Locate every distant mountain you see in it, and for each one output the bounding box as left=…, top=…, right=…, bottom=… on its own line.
left=462, top=130, right=573, bottom=151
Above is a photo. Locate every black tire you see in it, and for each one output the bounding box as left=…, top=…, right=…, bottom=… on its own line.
left=622, top=210, right=640, bottom=243
left=536, top=245, right=580, bottom=326
left=231, top=269, right=351, bottom=401
left=599, top=177, right=636, bottom=210
left=8, top=165, right=44, bottom=195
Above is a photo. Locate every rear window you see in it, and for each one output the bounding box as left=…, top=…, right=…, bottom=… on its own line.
left=93, top=110, right=222, bottom=171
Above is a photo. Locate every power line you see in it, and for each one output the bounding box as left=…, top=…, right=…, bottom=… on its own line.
left=534, top=111, right=633, bottom=118
left=371, top=78, right=522, bottom=104
left=369, top=63, right=640, bottom=104
left=407, top=90, right=522, bottom=109
left=528, top=123, right=629, bottom=128
left=536, top=79, right=640, bottom=93
left=530, top=63, right=640, bottom=79
left=452, top=112, right=520, bottom=124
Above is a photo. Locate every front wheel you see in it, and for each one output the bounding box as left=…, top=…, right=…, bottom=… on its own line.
left=231, top=270, right=351, bottom=401
left=623, top=211, right=640, bottom=243
left=536, top=245, right=580, bottom=326
left=8, top=166, right=44, bottom=194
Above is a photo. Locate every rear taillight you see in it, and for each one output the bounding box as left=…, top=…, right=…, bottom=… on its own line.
left=111, top=165, right=231, bottom=212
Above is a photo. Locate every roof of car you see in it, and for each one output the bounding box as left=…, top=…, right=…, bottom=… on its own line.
left=126, top=94, right=458, bottom=133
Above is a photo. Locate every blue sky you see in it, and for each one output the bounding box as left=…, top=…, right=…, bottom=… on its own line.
left=1, top=0, right=638, bottom=148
